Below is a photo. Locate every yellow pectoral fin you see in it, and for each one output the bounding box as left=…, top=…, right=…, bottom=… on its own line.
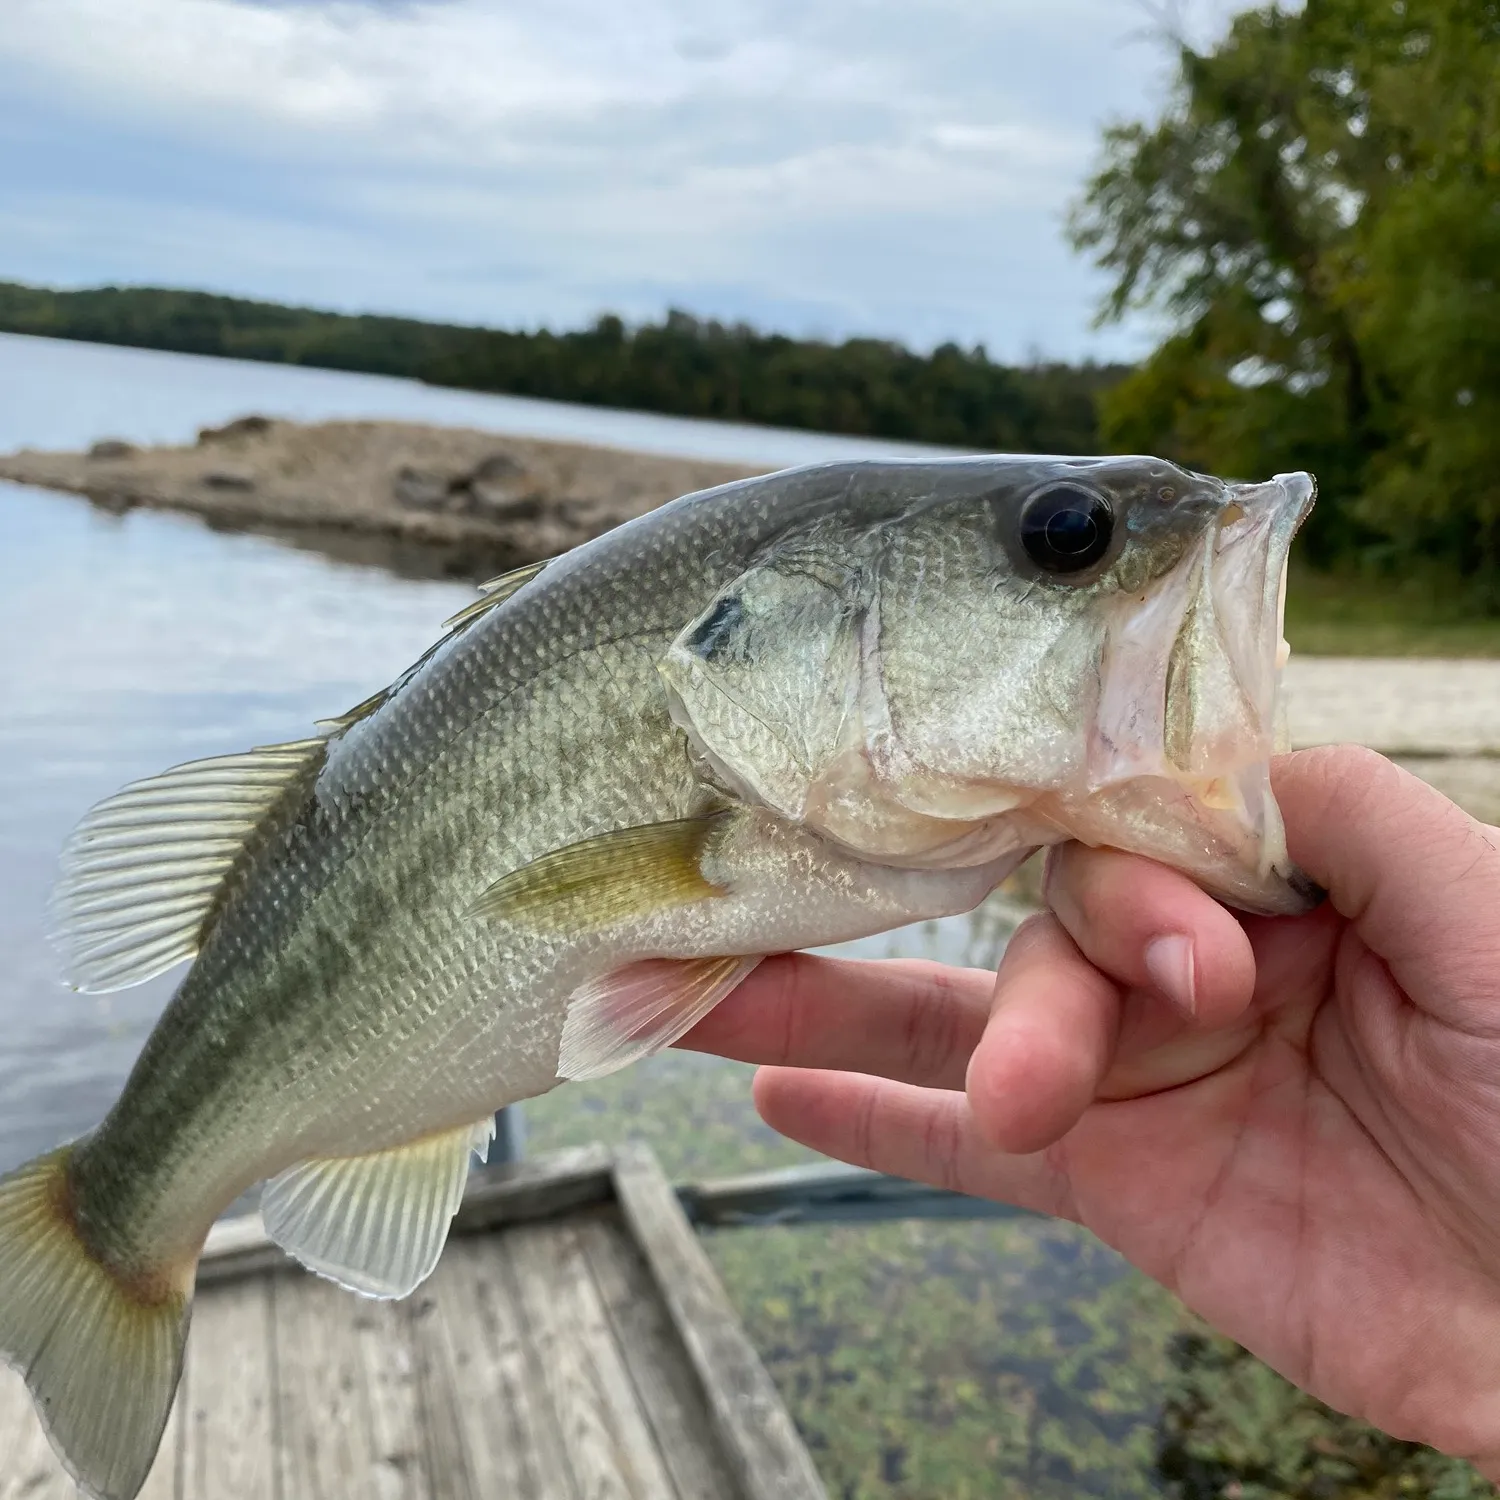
left=558, top=955, right=763, bottom=1082
left=260, top=1118, right=494, bottom=1300
left=469, top=814, right=731, bottom=934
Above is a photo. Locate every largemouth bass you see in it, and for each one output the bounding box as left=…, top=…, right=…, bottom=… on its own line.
left=0, top=454, right=1316, bottom=1498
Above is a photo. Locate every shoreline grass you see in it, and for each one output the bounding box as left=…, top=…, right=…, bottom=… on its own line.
left=1285, top=564, right=1500, bottom=658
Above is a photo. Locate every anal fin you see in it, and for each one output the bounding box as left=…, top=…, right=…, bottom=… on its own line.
left=261, top=1118, right=493, bottom=1299
left=559, top=955, right=761, bottom=1082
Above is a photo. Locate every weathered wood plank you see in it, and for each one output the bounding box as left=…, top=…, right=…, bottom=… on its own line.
left=612, top=1144, right=826, bottom=1500
left=271, top=1271, right=386, bottom=1500
left=351, top=1297, right=434, bottom=1500
left=454, top=1144, right=615, bottom=1237
left=577, top=1216, right=741, bottom=1500
left=677, top=1160, right=1040, bottom=1228
left=507, top=1220, right=678, bottom=1500
left=422, top=1235, right=576, bottom=1500
left=182, top=1279, right=275, bottom=1500
left=399, top=1288, right=477, bottom=1500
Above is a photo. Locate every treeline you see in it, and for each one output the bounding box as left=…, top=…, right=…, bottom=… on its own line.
left=1070, top=0, right=1500, bottom=598
left=0, top=283, right=1124, bottom=455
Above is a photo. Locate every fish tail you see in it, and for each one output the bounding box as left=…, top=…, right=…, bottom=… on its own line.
left=0, top=1145, right=194, bottom=1500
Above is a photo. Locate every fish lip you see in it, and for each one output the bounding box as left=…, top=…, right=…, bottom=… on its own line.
left=1213, top=469, right=1316, bottom=707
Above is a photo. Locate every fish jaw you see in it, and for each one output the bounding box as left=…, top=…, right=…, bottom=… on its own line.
left=1066, top=470, right=1319, bottom=913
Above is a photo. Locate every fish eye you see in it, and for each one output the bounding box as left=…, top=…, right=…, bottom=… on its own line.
left=1020, top=484, right=1114, bottom=575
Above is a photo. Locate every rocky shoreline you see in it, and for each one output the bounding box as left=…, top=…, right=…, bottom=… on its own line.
left=0, top=416, right=767, bottom=574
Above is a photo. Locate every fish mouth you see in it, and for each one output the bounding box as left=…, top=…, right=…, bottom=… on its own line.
left=1084, top=471, right=1320, bottom=914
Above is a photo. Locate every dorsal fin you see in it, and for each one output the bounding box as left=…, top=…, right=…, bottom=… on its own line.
left=442, top=558, right=550, bottom=630
left=48, top=737, right=328, bottom=993
left=317, top=559, right=552, bottom=736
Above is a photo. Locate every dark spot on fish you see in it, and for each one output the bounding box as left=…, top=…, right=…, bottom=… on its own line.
left=688, top=595, right=744, bottom=660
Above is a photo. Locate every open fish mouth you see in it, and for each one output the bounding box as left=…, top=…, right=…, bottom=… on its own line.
left=1082, top=470, right=1320, bottom=914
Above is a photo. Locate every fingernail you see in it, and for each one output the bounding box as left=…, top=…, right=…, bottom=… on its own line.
left=1145, top=934, right=1197, bottom=1018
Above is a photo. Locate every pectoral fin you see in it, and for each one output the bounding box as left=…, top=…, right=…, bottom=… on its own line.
left=558, top=955, right=762, bottom=1081
left=260, top=1118, right=494, bottom=1299
left=470, top=815, right=730, bottom=934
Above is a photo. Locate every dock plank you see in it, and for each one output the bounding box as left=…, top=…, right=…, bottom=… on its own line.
left=0, top=1146, right=825, bottom=1500
left=613, top=1144, right=826, bottom=1500
left=508, top=1220, right=677, bottom=1499
left=423, top=1235, right=576, bottom=1500
left=354, top=1298, right=432, bottom=1500
left=271, top=1272, right=384, bottom=1500
left=183, top=1278, right=275, bottom=1500
left=401, top=1289, right=479, bottom=1500
left=578, top=1216, right=741, bottom=1500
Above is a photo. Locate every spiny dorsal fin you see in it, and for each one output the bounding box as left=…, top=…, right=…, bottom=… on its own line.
left=469, top=814, right=730, bottom=934
left=558, top=955, right=762, bottom=1081
left=317, top=559, right=552, bottom=736
left=48, top=737, right=328, bottom=993
left=260, top=1118, right=493, bottom=1299
left=442, top=558, right=550, bottom=630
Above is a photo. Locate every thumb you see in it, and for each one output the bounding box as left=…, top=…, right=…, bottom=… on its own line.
left=1271, top=745, right=1500, bottom=1026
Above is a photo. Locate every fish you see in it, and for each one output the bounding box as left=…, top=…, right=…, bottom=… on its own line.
left=0, top=453, right=1316, bottom=1499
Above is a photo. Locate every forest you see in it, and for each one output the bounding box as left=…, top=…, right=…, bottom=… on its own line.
left=0, top=283, right=1121, bottom=458
left=1070, top=0, right=1500, bottom=595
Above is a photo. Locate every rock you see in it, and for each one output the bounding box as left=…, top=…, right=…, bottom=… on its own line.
left=198, top=415, right=275, bottom=445
left=465, top=451, right=546, bottom=522
left=393, top=466, right=464, bottom=512
left=87, top=439, right=137, bottom=460
left=201, top=469, right=256, bottom=492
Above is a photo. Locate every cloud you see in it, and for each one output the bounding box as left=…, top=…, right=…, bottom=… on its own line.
left=0, top=0, right=1256, bottom=358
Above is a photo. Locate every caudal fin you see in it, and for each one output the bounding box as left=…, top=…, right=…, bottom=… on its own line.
left=0, top=1147, right=193, bottom=1500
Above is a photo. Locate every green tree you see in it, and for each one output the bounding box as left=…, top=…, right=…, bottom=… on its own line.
left=1069, top=0, right=1500, bottom=589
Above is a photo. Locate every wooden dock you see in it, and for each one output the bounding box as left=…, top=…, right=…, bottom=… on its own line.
left=0, top=1143, right=826, bottom=1500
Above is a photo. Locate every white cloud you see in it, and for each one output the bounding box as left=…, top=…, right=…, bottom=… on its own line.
left=0, top=0, right=1261, bottom=358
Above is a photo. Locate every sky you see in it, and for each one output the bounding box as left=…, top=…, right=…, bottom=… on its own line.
left=0, top=0, right=1254, bottom=363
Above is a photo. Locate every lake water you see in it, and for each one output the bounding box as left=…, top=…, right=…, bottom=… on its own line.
left=0, top=333, right=1005, bottom=1172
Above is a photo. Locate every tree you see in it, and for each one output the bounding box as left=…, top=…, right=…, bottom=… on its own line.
left=1069, top=0, right=1500, bottom=589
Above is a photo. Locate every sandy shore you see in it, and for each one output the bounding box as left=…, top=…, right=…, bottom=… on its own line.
left=0, top=415, right=767, bottom=572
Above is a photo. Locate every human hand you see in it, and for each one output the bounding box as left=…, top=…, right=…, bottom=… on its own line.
left=682, top=746, right=1500, bottom=1474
